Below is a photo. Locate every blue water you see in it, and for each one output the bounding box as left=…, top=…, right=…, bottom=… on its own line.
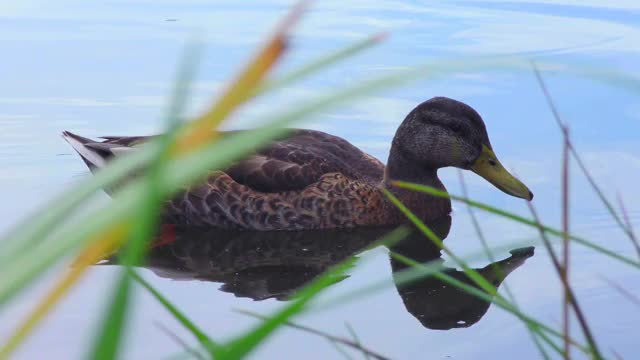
left=1, top=1, right=640, bottom=359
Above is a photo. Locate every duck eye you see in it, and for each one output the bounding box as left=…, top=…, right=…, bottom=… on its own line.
left=450, top=123, right=464, bottom=134
left=488, top=159, right=497, bottom=166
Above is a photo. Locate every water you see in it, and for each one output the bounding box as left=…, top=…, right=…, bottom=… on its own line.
left=2, top=1, right=640, bottom=359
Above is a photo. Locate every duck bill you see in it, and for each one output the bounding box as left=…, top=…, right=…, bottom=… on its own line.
left=471, top=145, right=533, bottom=201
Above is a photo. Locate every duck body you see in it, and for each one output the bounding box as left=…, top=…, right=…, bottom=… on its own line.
left=63, top=97, right=531, bottom=231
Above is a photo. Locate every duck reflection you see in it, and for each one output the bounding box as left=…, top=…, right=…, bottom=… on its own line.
left=101, top=216, right=534, bottom=330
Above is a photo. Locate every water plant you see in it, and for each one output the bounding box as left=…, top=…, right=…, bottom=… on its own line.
left=1, top=2, right=638, bottom=359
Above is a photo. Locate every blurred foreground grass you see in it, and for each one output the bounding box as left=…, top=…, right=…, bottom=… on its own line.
left=1, top=2, right=639, bottom=360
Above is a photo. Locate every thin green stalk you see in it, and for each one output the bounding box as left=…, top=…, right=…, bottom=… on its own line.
left=197, top=228, right=412, bottom=360
left=0, top=61, right=438, bottom=307
left=612, top=349, right=625, bottom=360
left=155, top=322, right=207, bottom=360
left=87, top=276, right=132, bottom=360
left=4, top=56, right=640, bottom=275
left=130, top=270, right=221, bottom=354
left=530, top=326, right=564, bottom=358
left=1, top=51, right=638, bottom=359
left=236, top=310, right=389, bottom=360
left=162, top=350, right=205, bottom=360
left=384, top=189, right=509, bottom=298
left=457, top=171, right=551, bottom=360
left=316, top=248, right=584, bottom=352
left=533, top=62, right=597, bottom=359
left=4, top=55, right=639, bottom=268
left=392, top=178, right=596, bottom=357
left=330, top=341, right=355, bottom=360
left=255, top=32, right=386, bottom=96
left=221, top=259, right=356, bottom=359
left=220, top=227, right=409, bottom=359
left=617, top=194, right=640, bottom=259
left=527, top=202, right=603, bottom=360
left=561, top=126, right=571, bottom=360
left=314, top=238, right=542, bottom=310
left=533, top=63, right=636, bottom=247
left=89, top=40, right=201, bottom=360
left=392, top=181, right=640, bottom=269
left=0, top=142, right=156, bottom=266
left=599, top=276, right=640, bottom=308
left=0, top=31, right=385, bottom=268
left=345, top=323, right=370, bottom=360
left=390, top=252, right=587, bottom=355
left=385, top=188, right=579, bottom=355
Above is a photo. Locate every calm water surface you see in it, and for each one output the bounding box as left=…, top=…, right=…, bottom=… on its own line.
left=1, top=1, right=640, bottom=359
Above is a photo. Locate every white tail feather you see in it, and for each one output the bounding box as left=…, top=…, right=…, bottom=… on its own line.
left=61, top=132, right=107, bottom=169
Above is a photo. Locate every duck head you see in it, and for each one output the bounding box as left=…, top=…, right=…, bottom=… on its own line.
left=390, top=96, right=533, bottom=201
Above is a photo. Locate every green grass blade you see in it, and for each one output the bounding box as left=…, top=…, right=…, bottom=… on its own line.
left=0, top=33, right=384, bottom=267
left=383, top=189, right=501, bottom=296
left=88, top=272, right=133, bottom=360
left=313, top=237, right=540, bottom=312
left=457, top=171, right=551, bottom=360
left=155, top=322, right=208, bottom=360
left=221, top=259, right=357, bottom=359
left=600, top=276, right=640, bottom=308
left=0, top=56, right=438, bottom=307
left=383, top=189, right=571, bottom=355
left=3, top=56, right=640, bottom=269
left=235, top=309, right=389, bottom=360
left=0, top=53, right=638, bottom=359
left=393, top=181, right=640, bottom=269
left=255, top=32, right=386, bottom=96
left=330, top=341, right=355, bottom=360
left=344, top=323, right=370, bottom=360
left=526, top=202, right=603, bottom=359
left=130, top=270, right=220, bottom=354
left=310, top=236, right=582, bottom=354
left=87, top=41, right=201, bottom=360
left=3, top=56, right=640, bottom=272
left=533, top=64, right=632, bottom=239
left=390, top=252, right=588, bottom=355
left=221, top=227, right=408, bottom=359
left=0, top=144, right=155, bottom=265
left=393, top=252, right=577, bottom=352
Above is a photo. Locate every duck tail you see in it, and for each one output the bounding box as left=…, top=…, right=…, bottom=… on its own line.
left=61, top=131, right=108, bottom=171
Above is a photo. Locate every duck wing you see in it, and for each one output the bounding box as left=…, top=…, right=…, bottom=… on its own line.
left=62, top=129, right=384, bottom=192
left=225, top=129, right=384, bottom=192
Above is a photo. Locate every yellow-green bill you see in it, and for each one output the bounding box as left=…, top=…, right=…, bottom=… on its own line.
left=471, top=145, right=533, bottom=201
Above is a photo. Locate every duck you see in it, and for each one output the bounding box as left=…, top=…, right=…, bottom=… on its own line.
left=62, top=96, right=533, bottom=231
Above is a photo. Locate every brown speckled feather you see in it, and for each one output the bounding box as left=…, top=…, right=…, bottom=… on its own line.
left=63, top=129, right=395, bottom=230
left=235, top=130, right=384, bottom=190
left=97, top=130, right=384, bottom=191
left=165, top=172, right=388, bottom=230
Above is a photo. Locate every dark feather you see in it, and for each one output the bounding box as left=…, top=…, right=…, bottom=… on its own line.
left=78, top=129, right=384, bottom=193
